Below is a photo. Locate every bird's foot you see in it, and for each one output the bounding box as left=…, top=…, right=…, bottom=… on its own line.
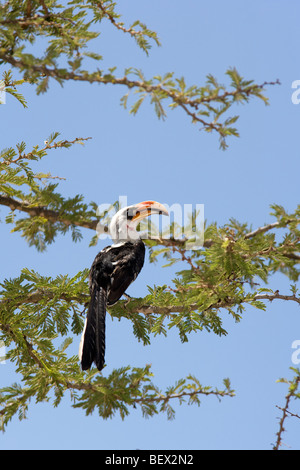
left=124, top=293, right=132, bottom=307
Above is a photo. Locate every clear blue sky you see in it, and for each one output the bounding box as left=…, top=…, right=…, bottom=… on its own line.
left=1, top=0, right=300, bottom=450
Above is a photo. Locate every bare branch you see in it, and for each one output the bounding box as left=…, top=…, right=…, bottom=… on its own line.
left=273, top=376, right=300, bottom=450
left=276, top=405, right=300, bottom=420
left=253, top=293, right=300, bottom=306
left=245, top=222, right=285, bottom=239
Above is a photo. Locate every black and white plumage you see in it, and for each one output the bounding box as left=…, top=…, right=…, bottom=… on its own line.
left=79, top=201, right=169, bottom=371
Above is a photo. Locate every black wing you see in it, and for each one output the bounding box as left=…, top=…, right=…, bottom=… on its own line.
left=80, top=239, right=145, bottom=371
left=80, top=248, right=115, bottom=371
left=105, top=240, right=145, bottom=305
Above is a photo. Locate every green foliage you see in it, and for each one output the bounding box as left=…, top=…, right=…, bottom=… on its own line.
left=0, top=0, right=298, bottom=445
left=0, top=70, right=27, bottom=107
left=0, top=261, right=236, bottom=431
left=0, top=0, right=278, bottom=149
left=0, top=133, right=98, bottom=250
left=1, top=131, right=300, bottom=431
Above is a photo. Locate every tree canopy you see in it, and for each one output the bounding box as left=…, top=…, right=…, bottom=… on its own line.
left=0, top=1, right=299, bottom=450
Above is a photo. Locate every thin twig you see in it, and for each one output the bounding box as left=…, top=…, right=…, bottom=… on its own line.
left=245, top=222, right=285, bottom=239
left=276, top=405, right=300, bottom=420
left=273, top=376, right=300, bottom=450
left=254, top=293, right=300, bottom=306
left=1, top=136, right=92, bottom=166
left=133, top=387, right=233, bottom=405
left=96, top=0, right=153, bottom=40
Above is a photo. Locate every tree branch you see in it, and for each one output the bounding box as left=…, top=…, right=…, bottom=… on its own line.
left=95, top=0, right=160, bottom=46
left=0, top=194, right=98, bottom=230
left=1, top=287, right=299, bottom=317
left=254, top=293, right=300, bottom=306
left=245, top=222, right=287, bottom=239
left=0, top=136, right=92, bottom=166
left=0, top=288, right=89, bottom=310
left=0, top=319, right=234, bottom=425
left=0, top=52, right=277, bottom=145
left=132, top=386, right=234, bottom=406
left=276, top=405, right=300, bottom=420
left=2, top=191, right=299, bottom=252
left=273, top=375, right=300, bottom=450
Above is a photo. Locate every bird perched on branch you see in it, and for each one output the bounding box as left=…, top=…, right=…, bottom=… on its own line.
left=79, top=200, right=169, bottom=371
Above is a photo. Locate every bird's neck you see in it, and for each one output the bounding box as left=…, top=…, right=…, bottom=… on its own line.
left=111, top=222, right=141, bottom=245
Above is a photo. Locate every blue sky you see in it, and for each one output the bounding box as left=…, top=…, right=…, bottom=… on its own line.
left=1, top=0, right=300, bottom=450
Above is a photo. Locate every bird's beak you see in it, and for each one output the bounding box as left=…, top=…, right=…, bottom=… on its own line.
left=132, top=201, right=169, bottom=222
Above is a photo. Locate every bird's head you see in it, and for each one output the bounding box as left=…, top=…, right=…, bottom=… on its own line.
left=110, top=200, right=169, bottom=243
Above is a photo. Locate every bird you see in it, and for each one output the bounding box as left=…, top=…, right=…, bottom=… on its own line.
left=79, top=200, right=169, bottom=371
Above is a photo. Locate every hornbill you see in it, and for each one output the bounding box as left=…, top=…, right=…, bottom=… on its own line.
left=79, top=200, right=169, bottom=371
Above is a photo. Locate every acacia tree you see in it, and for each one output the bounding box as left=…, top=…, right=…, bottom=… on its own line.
left=0, top=1, right=299, bottom=449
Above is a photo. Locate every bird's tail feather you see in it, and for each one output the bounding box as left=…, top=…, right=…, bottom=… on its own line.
left=79, top=286, right=106, bottom=371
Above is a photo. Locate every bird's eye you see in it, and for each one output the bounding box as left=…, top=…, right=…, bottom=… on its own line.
left=126, top=209, right=134, bottom=220
left=135, top=211, right=140, bottom=218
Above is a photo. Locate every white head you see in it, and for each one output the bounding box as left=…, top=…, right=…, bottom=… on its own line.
left=109, top=200, right=169, bottom=244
